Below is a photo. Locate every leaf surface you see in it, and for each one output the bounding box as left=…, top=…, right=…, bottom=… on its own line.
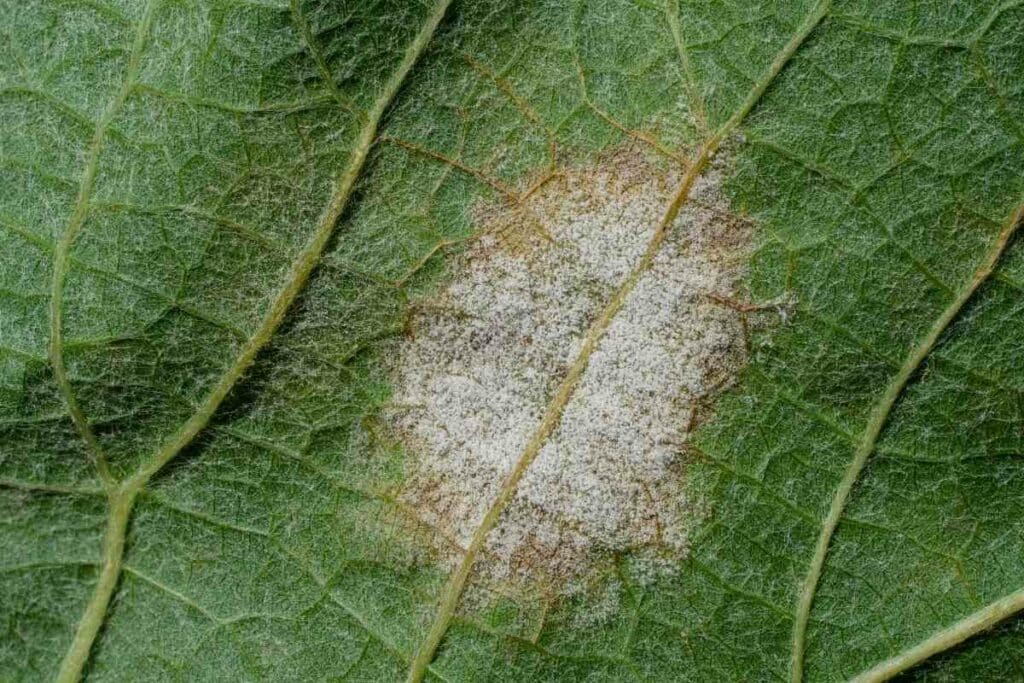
left=2, top=1, right=1024, bottom=681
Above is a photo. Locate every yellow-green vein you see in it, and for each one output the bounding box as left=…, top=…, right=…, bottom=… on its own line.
left=404, top=2, right=832, bottom=681
left=850, top=584, right=1024, bottom=682
left=123, top=0, right=451, bottom=491
left=664, top=0, right=708, bottom=136
left=53, top=1, right=452, bottom=680
left=49, top=0, right=158, bottom=495
left=789, top=201, right=1024, bottom=683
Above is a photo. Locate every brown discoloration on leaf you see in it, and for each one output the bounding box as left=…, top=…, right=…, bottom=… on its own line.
left=384, top=145, right=756, bottom=590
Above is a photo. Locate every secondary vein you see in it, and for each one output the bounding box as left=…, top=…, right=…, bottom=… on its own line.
left=123, top=0, right=452, bottom=492
left=52, top=2, right=452, bottom=680
left=50, top=9, right=159, bottom=679
left=664, top=0, right=708, bottom=136
left=49, top=0, right=158, bottom=494
left=403, top=3, right=832, bottom=681
left=850, top=584, right=1024, bottom=682
left=789, top=201, right=1024, bottom=683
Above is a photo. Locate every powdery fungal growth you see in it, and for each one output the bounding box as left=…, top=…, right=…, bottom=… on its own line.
left=387, top=148, right=751, bottom=586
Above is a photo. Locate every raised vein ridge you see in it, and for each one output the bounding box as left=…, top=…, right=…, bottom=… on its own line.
left=50, top=4, right=160, bottom=678
left=52, top=1, right=453, bottom=680
left=789, top=200, right=1024, bottom=683
left=850, top=583, right=1024, bottom=682
left=404, top=2, right=833, bottom=680
left=49, top=0, right=159, bottom=496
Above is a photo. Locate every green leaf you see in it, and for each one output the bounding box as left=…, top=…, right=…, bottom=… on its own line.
left=3, top=1, right=1024, bottom=682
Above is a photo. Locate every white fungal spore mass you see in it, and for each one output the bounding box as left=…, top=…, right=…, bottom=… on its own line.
left=387, top=148, right=750, bottom=584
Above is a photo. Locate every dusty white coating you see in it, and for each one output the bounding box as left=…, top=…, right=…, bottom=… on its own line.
left=386, top=148, right=749, bottom=584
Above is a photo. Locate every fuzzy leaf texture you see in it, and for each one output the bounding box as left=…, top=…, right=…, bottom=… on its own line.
left=2, top=1, right=1024, bottom=682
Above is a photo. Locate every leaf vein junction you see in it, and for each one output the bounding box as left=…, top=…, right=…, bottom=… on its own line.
left=50, top=1, right=454, bottom=679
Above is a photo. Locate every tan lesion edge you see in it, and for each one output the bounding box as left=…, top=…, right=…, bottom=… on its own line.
left=404, top=1, right=833, bottom=680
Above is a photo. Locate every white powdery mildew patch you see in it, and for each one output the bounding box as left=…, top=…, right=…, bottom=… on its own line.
left=387, top=149, right=749, bottom=585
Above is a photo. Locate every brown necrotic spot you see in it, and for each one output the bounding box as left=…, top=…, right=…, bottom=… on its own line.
left=384, top=145, right=754, bottom=589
